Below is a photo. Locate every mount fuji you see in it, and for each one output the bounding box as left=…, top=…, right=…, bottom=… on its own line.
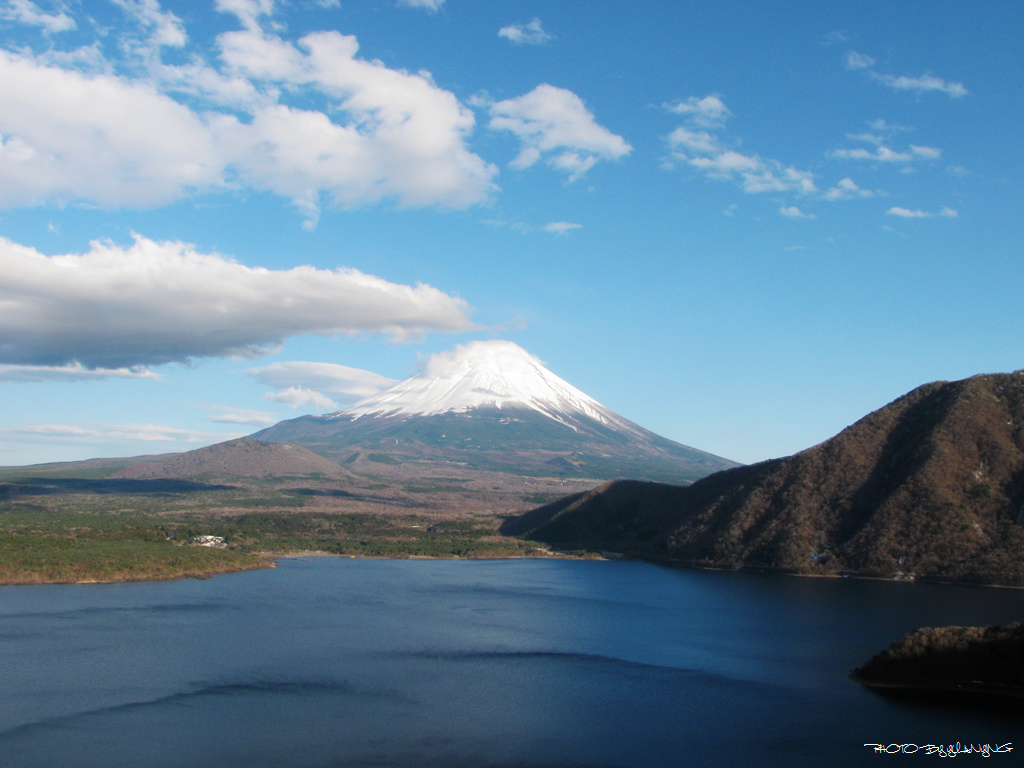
left=252, top=341, right=738, bottom=485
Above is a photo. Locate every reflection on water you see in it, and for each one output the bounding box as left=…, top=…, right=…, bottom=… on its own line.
left=0, top=558, right=1021, bottom=767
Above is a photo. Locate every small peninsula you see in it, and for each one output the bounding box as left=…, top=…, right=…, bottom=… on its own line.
left=850, top=623, right=1024, bottom=703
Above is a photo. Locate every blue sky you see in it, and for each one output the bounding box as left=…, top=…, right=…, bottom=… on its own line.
left=0, top=0, right=1021, bottom=467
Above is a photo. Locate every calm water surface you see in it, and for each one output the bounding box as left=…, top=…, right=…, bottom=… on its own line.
left=0, top=557, right=1021, bottom=767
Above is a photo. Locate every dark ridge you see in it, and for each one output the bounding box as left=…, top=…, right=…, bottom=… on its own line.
left=113, top=438, right=351, bottom=480
left=507, top=371, right=1024, bottom=585
left=851, top=622, right=1024, bottom=708
left=0, top=477, right=232, bottom=500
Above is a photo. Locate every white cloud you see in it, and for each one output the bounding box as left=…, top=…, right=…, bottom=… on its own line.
left=664, top=95, right=731, bottom=128
left=542, top=221, right=583, bottom=235
left=845, top=50, right=967, bottom=98
left=831, top=146, right=913, bottom=163
left=1, top=0, right=75, bottom=33
left=499, top=18, right=553, bottom=45
left=844, top=51, right=875, bottom=70
left=779, top=206, right=815, bottom=220
left=845, top=132, right=885, bottom=145
left=0, top=423, right=236, bottom=445
left=214, top=28, right=498, bottom=218
left=0, top=15, right=497, bottom=223
left=666, top=126, right=720, bottom=155
left=265, top=386, right=338, bottom=410
left=0, top=362, right=159, bottom=382
left=0, top=234, right=476, bottom=369
left=248, top=360, right=397, bottom=408
left=665, top=95, right=817, bottom=197
left=216, top=0, right=275, bottom=32
left=886, top=207, right=929, bottom=218
left=681, top=148, right=816, bottom=195
left=0, top=50, right=226, bottom=207
left=832, top=120, right=940, bottom=168
left=821, top=31, right=850, bottom=46
left=909, top=144, right=941, bottom=160
left=205, top=405, right=279, bottom=427
left=481, top=218, right=533, bottom=234
left=111, top=0, right=187, bottom=51
left=548, top=151, right=597, bottom=179
left=396, top=0, right=444, bottom=11
left=489, top=84, right=631, bottom=181
left=822, top=177, right=876, bottom=201
left=867, top=118, right=908, bottom=133
left=886, top=206, right=958, bottom=219
left=875, top=72, right=968, bottom=98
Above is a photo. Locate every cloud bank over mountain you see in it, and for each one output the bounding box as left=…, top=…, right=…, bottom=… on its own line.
left=0, top=234, right=475, bottom=372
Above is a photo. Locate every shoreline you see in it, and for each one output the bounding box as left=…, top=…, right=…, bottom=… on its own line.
left=849, top=671, right=1024, bottom=703
left=4, top=547, right=1024, bottom=589
left=0, top=548, right=588, bottom=587
left=646, top=556, right=1024, bottom=590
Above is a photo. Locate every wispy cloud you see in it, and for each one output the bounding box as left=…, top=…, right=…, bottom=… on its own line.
left=499, top=18, right=553, bottom=46
left=264, top=386, right=338, bottom=410
left=489, top=84, right=631, bottom=181
left=779, top=206, right=816, bottom=220
left=396, top=0, right=444, bottom=11
left=480, top=218, right=533, bottom=234
left=844, top=51, right=875, bottom=71
left=876, top=73, right=968, bottom=98
left=542, top=221, right=583, bottom=235
left=820, top=30, right=850, bottom=46
left=665, top=95, right=731, bottom=128
left=204, top=405, right=279, bottom=427
left=247, top=361, right=398, bottom=410
left=0, top=234, right=476, bottom=370
left=822, top=177, right=877, bottom=201
left=831, top=145, right=940, bottom=162
left=845, top=50, right=968, bottom=98
left=0, top=362, right=159, bottom=383
left=665, top=95, right=817, bottom=196
left=831, top=120, right=942, bottom=166
left=1, top=0, right=75, bottom=33
left=886, top=206, right=958, bottom=219
left=0, top=422, right=237, bottom=445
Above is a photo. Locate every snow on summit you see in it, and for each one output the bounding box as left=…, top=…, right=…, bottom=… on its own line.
left=341, top=340, right=625, bottom=430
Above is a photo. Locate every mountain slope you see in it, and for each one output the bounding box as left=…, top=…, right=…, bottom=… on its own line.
left=252, top=341, right=737, bottom=485
left=506, top=371, right=1024, bottom=585
left=114, top=438, right=351, bottom=480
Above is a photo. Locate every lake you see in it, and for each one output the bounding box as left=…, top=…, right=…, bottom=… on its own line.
left=0, top=557, right=1020, bottom=767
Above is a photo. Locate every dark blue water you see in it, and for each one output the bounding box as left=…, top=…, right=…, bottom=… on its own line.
left=0, top=558, right=1021, bottom=767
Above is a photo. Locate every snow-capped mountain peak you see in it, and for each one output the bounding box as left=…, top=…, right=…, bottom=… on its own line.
left=252, top=339, right=740, bottom=484
left=340, top=340, right=626, bottom=431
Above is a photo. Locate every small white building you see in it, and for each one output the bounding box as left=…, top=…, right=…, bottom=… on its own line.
left=192, top=535, right=226, bottom=548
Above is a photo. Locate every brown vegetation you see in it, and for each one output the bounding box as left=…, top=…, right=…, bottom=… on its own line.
left=114, top=439, right=351, bottom=480
left=0, top=448, right=585, bottom=584
left=506, top=371, right=1024, bottom=585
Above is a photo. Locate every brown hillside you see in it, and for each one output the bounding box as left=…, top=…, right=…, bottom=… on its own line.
left=114, top=438, right=351, bottom=480
left=506, top=372, right=1024, bottom=585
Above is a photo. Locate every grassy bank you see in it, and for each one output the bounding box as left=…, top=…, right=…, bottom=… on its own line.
left=0, top=505, right=545, bottom=585
left=0, top=462, right=567, bottom=584
left=0, top=534, right=269, bottom=584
